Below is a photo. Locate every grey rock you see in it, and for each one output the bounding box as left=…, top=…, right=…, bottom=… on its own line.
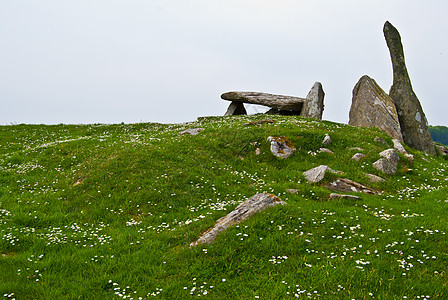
left=267, top=136, right=296, bottom=159
left=351, top=153, right=366, bottom=161
left=322, top=133, right=332, bottom=146
left=324, top=178, right=379, bottom=195
left=190, top=193, right=286, bottom=246
left=286, top=189, right=300, bottom=194
left=319, top=148, right=334, bottom=154
left=301, top=82, right=325, bottom=120
left=384, top=21, right=436, bottom=156
left=330, top=193, right=361, bottom=200
left=303, top=165, right=338, bottom=183
left=224, top=101, right=247, bottom=116
left=373, top=148, right=400, bottom=175
left=436, top=145, right=448, bottom=156
left=179, top=128, right=204, bottom=135
left=349, top=75, right=403, bottom=141
left=392, top=139, right=414, bottom=163
left=366, top=173, right=385, bottom=183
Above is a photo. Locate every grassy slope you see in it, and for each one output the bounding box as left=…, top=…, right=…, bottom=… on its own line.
left=1, top=115, right=447, bottom=299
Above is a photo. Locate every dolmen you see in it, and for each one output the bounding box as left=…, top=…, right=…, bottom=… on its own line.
left=222, top=82, right=325, bottom=120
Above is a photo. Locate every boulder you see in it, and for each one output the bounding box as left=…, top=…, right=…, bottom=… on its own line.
left=190, top=193, right=286, bottom=246
left=267, top=136, right=296, bottom=159
left=224, top=101, right=247, bottom=116
left=221, top=91, right=305, bottom=112
left=349, top=75, right=403, bottom=141
left=324, top=178, right=379, bottom=195
left=303, top=165, right=338, bottom=183
left=301, top=82, right=325, bottom=120
left=383, top=21, right=436, bottom=156
left=372, top=148, right=400, bottom=175
left=179, top=128, right=204, bottom=135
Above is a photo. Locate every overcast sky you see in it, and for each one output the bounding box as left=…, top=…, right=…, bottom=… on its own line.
left=1, top=0, right=447, bottom=126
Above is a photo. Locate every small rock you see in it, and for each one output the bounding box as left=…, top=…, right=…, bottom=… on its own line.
left=286, top=189, right=300, bottom=194
left=303, top=165, right=337, bottom=183
left=319, top=148, right=334, bottom=154
left=366, top=173, right=385, bottom=183
left=190, top=193, right=286, bottom=246
left=374, top=137, right=388, bottom=146
left=329, top=193, right=361, bottom=200
left=267, top=136, right=296, bottom=159
left=255, top=148, right=261, bottom=155
left=324, top=178, right=379, bottom=195
left=392, top=139, right=407, bottom=154
left=350, top=147, right=364, bottom=151
left=436, top=145, right=448, bottom=156
left=179, top=128, right=204, bottom=135
left=322, top=134, right=332, bottom=146
left=373, top=149, right=399, bottom=175
left=351, top=153, right=366, bottom=161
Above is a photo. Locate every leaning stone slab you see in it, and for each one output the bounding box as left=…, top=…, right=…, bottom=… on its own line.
left=225, top=101, right=247, bottom=116
left=190, top=193, right=286, bottom=246
left=179, top=128, right=204, bottom=135
left=373, top=149, right=399, bottom=175
left=221, top=91, right=305, bottom=112
left=349, top=75, right=403, bottom=141
left=303, top=165, right=338, bottom=183
left=301, top=82, right=325, bottom=120
left=384, top=21, right=435, bottom=156
left=267, top=136, right=296, bottom=159
left=324, top=178, right=379, bottom=195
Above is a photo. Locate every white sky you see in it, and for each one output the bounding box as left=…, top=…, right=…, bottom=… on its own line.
left=1, top=0, right=447, bottom=125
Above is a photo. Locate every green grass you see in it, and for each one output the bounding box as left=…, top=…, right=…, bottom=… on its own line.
left=1, top=115, right=447, bottom=299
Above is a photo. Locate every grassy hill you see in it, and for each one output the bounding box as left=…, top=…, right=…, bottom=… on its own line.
left=1, top=115, right=447, bottom=299
left=430, top=125, right=448, bottom=146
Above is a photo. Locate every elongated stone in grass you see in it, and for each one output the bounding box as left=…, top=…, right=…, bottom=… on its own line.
left=267, top=136, right=296, bottom=159
left=324, top=178, right=379, bottom=195
left=190, top=193, right=286, bottom=246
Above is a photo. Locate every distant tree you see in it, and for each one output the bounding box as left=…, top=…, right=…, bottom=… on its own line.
left=429, top=126, right=448, bottom=146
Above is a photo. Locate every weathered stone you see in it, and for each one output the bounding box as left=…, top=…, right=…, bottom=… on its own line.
left=329, top=193, right=361, bottom=200
left=322, top=134, right=331, bottom=146
left=179, top=128, right=204, bottom=135
left=374, top=137, right=388, bottom=146
left=319, top=148, right=334, bottom=154
left=384, top=21, right=436, bottom=156
left=366, top=173, right=385, bottom=183
left=286, top=189, right=300, bottom=194
left=301, top=82, right=325, bottom=119
left=224, top=101, right=247, bottom=116
left=324, top=178, right=379, bottom=195
left=349, top=75, right=403, bottom=141
left=351, top=153, right=366, bottom=161
left=255, top=148, right=261, bottom=155
left=303, top=165, right=338, bottom=183
left=267, top=136, right=296, bottom=159
left=436, top=145, right=448, bottom=156
left=350, top=147, right=364, bottom=151
left=221, top=91, right=305, bottom=112
left=190, top=193, right=286, bottom=246
left=392, top=138, right=414, bottom=163
left=373, top=149, right=400, bottom=175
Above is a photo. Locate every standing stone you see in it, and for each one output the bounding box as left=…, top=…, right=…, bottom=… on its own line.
left=301, top=82, right=325, bottom=119
left=225, top=101, right=247, bottom=116
left=383, top=21, right=435, bottom=156
left=349, top=75, right=403, bottom=141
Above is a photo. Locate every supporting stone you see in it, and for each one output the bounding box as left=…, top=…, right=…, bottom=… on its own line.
left=224, top=101, right=247, bottom=116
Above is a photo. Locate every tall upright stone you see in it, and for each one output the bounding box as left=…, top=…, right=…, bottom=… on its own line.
left=383, top=21, right=435, bottom=156
left=349, top=75, right=403, bottom=141
left=301, top=82, right=325, bottom=120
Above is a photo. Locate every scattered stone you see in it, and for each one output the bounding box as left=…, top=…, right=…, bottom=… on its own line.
left=286, top=189, right=300, bottom=194
left=303, top=165, right=338, bottom=183
left=350, top=147, right=364, bottom=151
left=374, top=137, right=388, bottom=146
left=73, top=178, right=83, bottom=186
left=384, top=21, right=436, bottom=156
left=349, top=75, right=403, bottom=141
left=436, top=145, right=448, bottom=156
left=351, top=153, right=366, bottom=161
left=243, top=119, right=276, bottom=126
left=329, top=193, right=361, bottom=200
left=324, top=178, right=379, bottom=195
left=190, top=193, right=286, bottom=246
left=301, top=82, right=325, bottom=120
left=392, top=139, right=414, bottom=163
left=373, top=149, right=400, bottom=175
left=366, top=173, right=385, bottom=183
left=267, top=136, right=296, bottom=159
left=221, top=91, right=305, bottom=112
left=255, top=148, right=261, bottom=155
left=322, top=134, right=332, bottom=146
left=319, top=148, right=334, bottom=154
left=179, top=128, right=204, bottom=136
left=224, top=101, right=247, bottom=116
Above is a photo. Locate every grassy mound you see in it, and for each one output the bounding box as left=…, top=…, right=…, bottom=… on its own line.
left=1, top=115, right=447, bottom=299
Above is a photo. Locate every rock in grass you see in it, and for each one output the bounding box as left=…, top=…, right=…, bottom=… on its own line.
left=322, top=133, right=332, bottom=146
left=324, top=178, right=379, bottom=195
left=329, top=193, right=361, bottom=200
left=190, top=193, right=286, bottom=246
left=267, top=136, right=296, bottom=159
left=366, top=173, right=385, bottom=183
left=179, top=128, right=204, bottom=135
left=393, top=138, right=414, bottom=163
left=436, top=145, right=448, bottom=156
left=373, top=149, right=399, bottom=175
left=303, top=165, right=338, bottom=183
left=351, top=153, right=366, bottom=161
